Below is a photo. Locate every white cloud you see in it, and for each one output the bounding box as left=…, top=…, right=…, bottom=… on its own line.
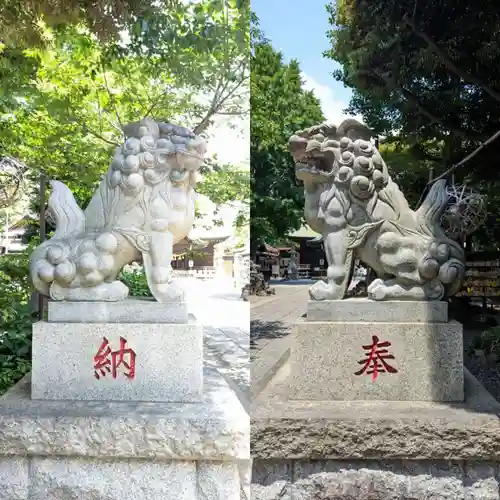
left=300, top=72, right=363, bottom=125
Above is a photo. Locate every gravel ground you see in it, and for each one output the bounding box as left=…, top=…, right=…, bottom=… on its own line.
left=465, top=354, right=500, bottom=401
left=457, top=301, right=500, bottom=402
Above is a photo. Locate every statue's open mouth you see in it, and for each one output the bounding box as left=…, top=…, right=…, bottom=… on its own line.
left=295, top=152, right=333, bottom=176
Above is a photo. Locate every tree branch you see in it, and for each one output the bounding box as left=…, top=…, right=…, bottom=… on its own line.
left=431, top=128, right=500, bottom=184
left=411, top=0, right=419, bottom=20
left=143, top=96, right=163, bottom=119
left=100, top=58, right=124, bottom=135
left=416, top=127, right=500, bottom=207
left=192, top=76, right=226, bottom=132
left=403, top=16, right=500, bottom=104
left=76, top=119, right=120, bottom=146
left=216, top=110, right=250, bottom=116
left=193, top=67, right=248, bottom=135
left=368, top=69, right=470, bottom=138
left=142, top=83, right=176, bottom=119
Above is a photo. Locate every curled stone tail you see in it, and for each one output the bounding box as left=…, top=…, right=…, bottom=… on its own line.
left=48, top=180, right=85, bottom=239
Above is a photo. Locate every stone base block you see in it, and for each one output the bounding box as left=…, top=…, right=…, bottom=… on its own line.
left=288, top=319, right=463, bottom=401
left=251, top=328, right=500, bottom=500
left=32, top=319, right=203, bottom=402
left=0, top=458, right=242, bottom=500
left=0, top=369, right=249, bottom=499
left=253, top=360, right=500, bottom=460
left=307, top=299, right=448, bottom=323
left=48, top=298, right=189, bottom=324
left=252, top=459, right=500, bottom=500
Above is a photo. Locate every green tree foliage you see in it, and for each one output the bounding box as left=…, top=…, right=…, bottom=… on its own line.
left=0, top=0, right=249, bottom=210
left=0, top=250, right=34, bottom=395
left=117, top=0, right=249, bottom=134
left=0, top=0, right=207, bottom=47
left=0, top=1, right=250, bottom=393
left=250, top=15, right=324, bottom=245
left=197, top=163, right=250, bottom=227
left=325, top=0, right=500, bottom=248
left=327, top=0, right=500, bottom=145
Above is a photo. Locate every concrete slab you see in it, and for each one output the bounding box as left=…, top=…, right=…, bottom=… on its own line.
left=0, top=368, right=248, bottom=499
left=0, top=368, right=249, bottom=461
left=250, top=336, right=290, bottom=400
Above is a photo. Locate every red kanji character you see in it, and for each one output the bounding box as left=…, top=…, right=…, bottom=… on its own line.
left=93, top=336, right=136, bottom=380
left=111, top=336, right=136, bottom=379
left=355, top=335, right=398, bottom=381
left=93, top=337, right=112, bottom=379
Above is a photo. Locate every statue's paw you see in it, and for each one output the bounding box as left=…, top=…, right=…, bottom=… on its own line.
left=309, top=280, right=342, bottom=300
left=367, top=279, right=388, bottom=301
left=367, top=278, right=383, bottom=295
left=150, top=281, right=185, bottom=303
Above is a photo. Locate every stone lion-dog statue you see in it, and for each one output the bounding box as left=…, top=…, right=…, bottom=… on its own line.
left=289, top=119, right=485, bottom=301
left=30, top=118, right=206, bottom=302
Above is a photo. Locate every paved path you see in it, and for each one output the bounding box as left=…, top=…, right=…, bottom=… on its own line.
left=250, top=283, right=310, bottom=398
left=182, top=276, right=249, bottom=330
left=250, top=283, right=309, bottom=358
left=177, top=279, right=309, bottom=406
left=178, top=277, right=250, bottom=410
left=179, top=277, right=251, bottom=499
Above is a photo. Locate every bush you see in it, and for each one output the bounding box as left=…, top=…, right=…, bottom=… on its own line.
left=469, top=326, right=500, bottom=359
left=118, top=263, right=152, bottom=297
left=0, top=252, right=34, bottom=395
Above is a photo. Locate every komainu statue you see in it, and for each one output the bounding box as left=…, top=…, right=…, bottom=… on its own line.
left=289, top=119, right=486, bottom=301
left=30, top=118, right=206, bottom=302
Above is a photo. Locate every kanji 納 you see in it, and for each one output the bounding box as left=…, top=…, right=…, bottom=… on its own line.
left=93, top=336, right=136, bottom=380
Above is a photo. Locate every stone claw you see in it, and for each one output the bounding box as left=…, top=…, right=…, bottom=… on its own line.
left=150, top=281, right=185, bottom=303
left=309, top=280, right=345, bottom=300
left=367, top=278, right=388, bottom=301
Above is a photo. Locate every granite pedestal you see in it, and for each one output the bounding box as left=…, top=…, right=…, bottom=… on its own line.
left=32, top=300, right=203, bottom=402
left=0, top=369, right=249, bottom=500
left=19, top=299, right=249, bottom=499
left=251, top=312, right=500, bottom=500
left=288, top=299, right=463, bottom=401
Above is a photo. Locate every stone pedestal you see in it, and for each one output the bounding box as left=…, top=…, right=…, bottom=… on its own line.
left=21, top=299, right=250, bottom=499
left=251, top=368, right=500, bottom=500
left=307, top=298, right=448, bottom=323
left=288, top=299, right=464, bottom=402
left=252, top=307, right=500, bottom=500
left=47, top=298, right=189, bottom=324
left=32, top=300, right=203, bottom=402
left=0, top=369, right=249, bottom=500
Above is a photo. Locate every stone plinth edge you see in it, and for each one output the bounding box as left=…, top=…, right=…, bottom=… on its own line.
left=307, top=299, right=448, bottom=323
left=48, top=298, right=189, bottom=324
left=251, top=367, right=500, bottom=461
left=0, top=368, right=249, bottom=461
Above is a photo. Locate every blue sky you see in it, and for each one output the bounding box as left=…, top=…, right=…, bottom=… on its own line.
left=252, top=0, right=360, bottom=124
